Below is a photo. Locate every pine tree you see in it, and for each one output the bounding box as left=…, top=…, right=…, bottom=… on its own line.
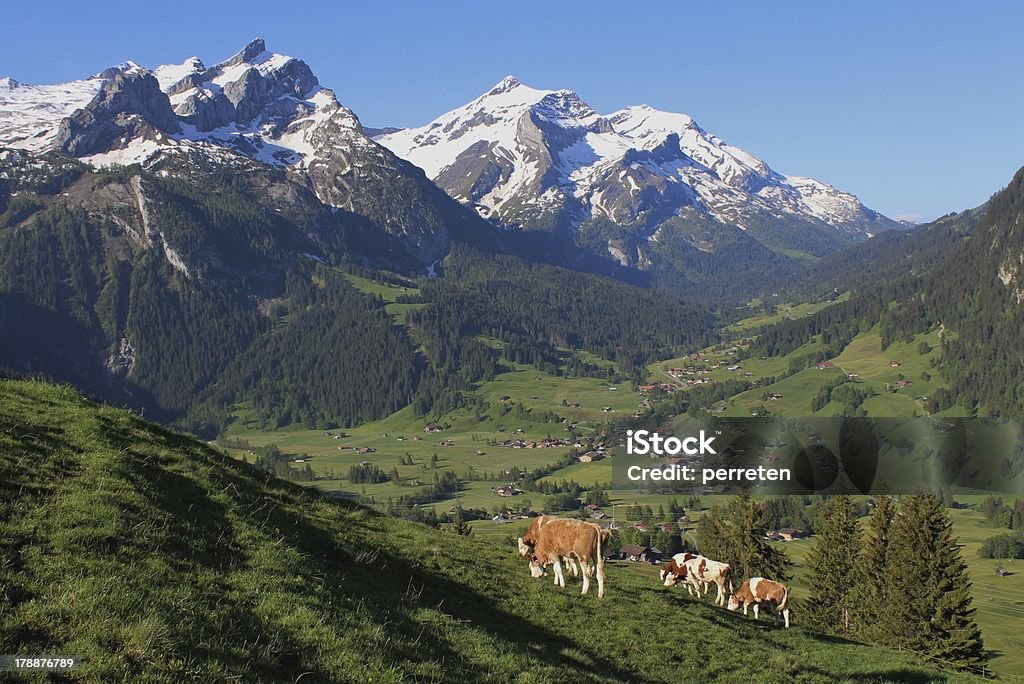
left=887, top=494, right=984, bottom=667
left=850, top=496, right=897, bottom=644
left=804, top=495, right=861, bottom=634
left=450, top=505, right=472, bottom=536
left=698, top=494, right=791, bottom=581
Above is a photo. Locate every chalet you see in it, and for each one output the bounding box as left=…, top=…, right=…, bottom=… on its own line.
left=890, top=360, right=902, bottom=367
left=632, top=522, right=649, bottom=533
left=768, top=393, right=784, bottom=401
left=424, top=423, right=444, bottom=433
left=585, top=503, right=601, bottom=512
left=815, top=361, right=835, bottom=369
left=591, top=511, right=607, bottom=520
left=778, top=528, right=809, bottom=541
left=577, top=451, right=604, bottom=463
left=619, top=544, right=662, bottom=563
left=638, top=384, right=659, bottom=392
left=601, top=407, right=614, bottom=412
left=495, top=485, right=521, bottom=497
left=491, top=514, right=507, bottom=524
left=440, top=439, right=455, bottom=446
left=896, top=379, right=913, bottom=389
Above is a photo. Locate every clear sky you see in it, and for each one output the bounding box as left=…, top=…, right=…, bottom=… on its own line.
left=3, top=0, right=1021, bottom=222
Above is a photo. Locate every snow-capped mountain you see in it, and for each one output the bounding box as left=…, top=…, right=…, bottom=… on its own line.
left=377, top=76, right=900, bottom=252
left=0, top=39, right=473, bottom=261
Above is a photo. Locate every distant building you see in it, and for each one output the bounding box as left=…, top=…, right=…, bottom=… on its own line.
left=778, top=528, right=809, bottom=541
left=619, top=544, right=662, bottom=563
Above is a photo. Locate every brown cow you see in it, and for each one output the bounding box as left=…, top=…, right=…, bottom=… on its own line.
left=727, top=577, right=791, bottom=628
left=519, top=518, right=610, bottom=597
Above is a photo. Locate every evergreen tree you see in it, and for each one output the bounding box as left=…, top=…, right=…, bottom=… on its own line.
left=804, top=495, right=861, bottom=633
left=449, top=505, right=472, bottom=536
left=850, top=496, right=897, bottom=644
left=887, top=494, right=984, bottom=667
left=698, top=494, right=791, bottom=581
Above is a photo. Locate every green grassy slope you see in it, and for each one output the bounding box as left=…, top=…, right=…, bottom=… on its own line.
left=0, top=379, right=982, bottom=683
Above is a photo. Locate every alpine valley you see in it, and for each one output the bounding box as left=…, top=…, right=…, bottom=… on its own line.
left=4, top=34, right=1024, bottom=683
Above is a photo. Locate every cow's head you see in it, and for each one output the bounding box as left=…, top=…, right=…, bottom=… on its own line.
left=527, top=554, right=546, bottom=578
left=517, top=537, right=532, bottom=557
left=662, top=564, right=685, bottom=587
left=726, top=595, right=741, bottom=612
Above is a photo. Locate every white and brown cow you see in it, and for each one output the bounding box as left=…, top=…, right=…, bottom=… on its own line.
left=727, top=577, right=791, bottom=628
left=663, top=554, right=733, bottom=607
left=660, top=552, right=702, bottom=596
left=518, top=518, right=610, bottom=598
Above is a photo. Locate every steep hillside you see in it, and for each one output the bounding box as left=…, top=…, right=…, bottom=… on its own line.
left=0, top=378, right=978, bottom=683
left=731, top=165, right=1024, bottom=416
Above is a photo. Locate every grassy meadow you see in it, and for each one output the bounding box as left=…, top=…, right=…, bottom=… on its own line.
left=2, top=378, right=990, bottom=683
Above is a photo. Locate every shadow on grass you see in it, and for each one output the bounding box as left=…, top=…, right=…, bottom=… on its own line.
left=201, top=465, right=652, bottom=682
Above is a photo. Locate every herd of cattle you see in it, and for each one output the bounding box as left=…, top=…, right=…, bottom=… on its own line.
left=517, top=515, right=792, bottom=628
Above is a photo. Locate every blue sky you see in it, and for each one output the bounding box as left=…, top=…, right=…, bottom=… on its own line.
left=3, top=1, right=1022, bottom=221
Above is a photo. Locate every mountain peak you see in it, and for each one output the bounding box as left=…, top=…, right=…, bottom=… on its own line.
left=489, top=74, right=522, bottom=95
left=222, top=38, right=268, bottom=68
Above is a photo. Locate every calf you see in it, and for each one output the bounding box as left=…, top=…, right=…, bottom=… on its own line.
left=727, top=577, right=791, bottom=628
left=519, top=518, right=610, bottom=597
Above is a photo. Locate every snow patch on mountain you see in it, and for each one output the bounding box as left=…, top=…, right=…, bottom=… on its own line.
left=377, top=76, right=897, bottom=239
left=0, top=76, right=105, bottom=151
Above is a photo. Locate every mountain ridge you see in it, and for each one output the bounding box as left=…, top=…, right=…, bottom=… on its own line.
left=376, top=74, right=902, bottom=259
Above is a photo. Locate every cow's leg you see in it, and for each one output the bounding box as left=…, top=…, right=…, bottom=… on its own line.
left=743, top=603, right=749, bottom=617
left=567, top=556, right=579, bottom=577
left=580, top=556, right=591, bottom=595
left=717, top=581, right=726, bottom=607
left=752, top=603, right=760, bottom=621
left=783, top=608, right=790, bottom=629
left=596, top=555, right=606, bottom=598
left=553, top=558, right=565, bottom=587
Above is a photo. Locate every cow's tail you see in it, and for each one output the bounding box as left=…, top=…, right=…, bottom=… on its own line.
left=778, top=585, right=790, bottom=612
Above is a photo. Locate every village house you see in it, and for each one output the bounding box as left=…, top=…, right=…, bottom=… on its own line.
left=619, top=544, right=662, bottom=563
left=577, top=451, right=604, bottom=463
left=495, top=485, right=521, bottom=497
left=815, top=361, right=835, bottom=369
left=423, top=423, right=444, bottom=433
left=890, top=360, right=902, bottom=367
left=896, top=379, right=913, bottom=389
left=778, top=528, right=809, bottom=541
